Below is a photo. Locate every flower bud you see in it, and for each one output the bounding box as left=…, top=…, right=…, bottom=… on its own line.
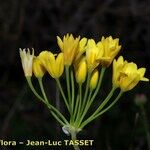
left=33, top=56, right=45, bottom=78
left=90, top=69, right=99, bottom=89
left=75, top=58, right=87, bottom=84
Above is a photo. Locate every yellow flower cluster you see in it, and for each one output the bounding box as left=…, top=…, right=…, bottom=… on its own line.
left=20, top=34, right=148, bottom=91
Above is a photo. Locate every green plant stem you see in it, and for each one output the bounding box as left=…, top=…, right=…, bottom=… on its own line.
left=38, top=78, right=48, bottom=103
left=26, top=77, right=44, bottom=102
left=77, top=68, right=106, bottom=127
left=140, top=105, right=150, bottom=150
left=65, top=66, right=71, bottom=106
left=75, top=84, right=82, bottom=126
left=80, top=72, right=91, bottom=116
left=77, top=89, right=93, bottom=127
left=90, top=67, right=106, bottom=102
left=73, top=95, right=79, bottom=122
left=38, top=78, right=69, bottom=125
left=92, top=90, right=123, bottom=120
left=56, top=79, right=70, bottom=113
left=80, top=89, right=123, bottom=129
left=70, top=70, right=75, bottom=124
left=70, top=130, right=80, bottom=150
left=26, top=77, right=68, bottom=126
left=93, top=86, right=116, bottom=116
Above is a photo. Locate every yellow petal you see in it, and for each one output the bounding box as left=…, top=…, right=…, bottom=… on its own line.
left=33, top=56, right=45, bottom=78
left=55, top=53, right=64, bottom=78
left=57, top=36, right=63, bottom=51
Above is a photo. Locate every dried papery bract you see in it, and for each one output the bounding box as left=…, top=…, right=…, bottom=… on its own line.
left=20, top=48, right=34, bottom=77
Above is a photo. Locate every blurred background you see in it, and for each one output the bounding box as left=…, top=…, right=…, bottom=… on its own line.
left=0, top=0, right=150, bottom=149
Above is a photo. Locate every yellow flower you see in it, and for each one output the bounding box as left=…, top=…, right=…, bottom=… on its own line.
left=90, top=69, right=99, bottom=89
left=97, top=36, right=121, bottom=67
left=19, top=48, right=34, bottom=77
left=113, top=56, right=149, bottom=91
left=32, top=56, right=45, bottom=78
left=113, top=56, right=127, bottom=87
left=75, top=37, right=87, bottom=62
left=75, top=58, right=87, bottom=84
left=86, top=39, right=103, bottom=71
left=39, top=51, right=64, bottom=79
left=57, top=34, right=80, bottom=66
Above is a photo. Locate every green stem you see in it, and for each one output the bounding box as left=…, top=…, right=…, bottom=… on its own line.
left=38, top=78, right=69, bottom=125
left=70, top=69, right=75, bottom=124
left=80, top=86, right=116, bottom=127
left=93, top=86, right=116, bottom=116
left=80, top=72, right=91, bottom=116
left=77, top=68, right=106, bottom=127
left=73, top=95, right=79, bottom=122
left=56, top=79, right=70, bottom=113
left=26, top=77, right=68, bottom=126
left=80, top=90, right=123, bottom=129
left=77, top=89, right=93, bottom=127
left=38, top=78, right=49, bottom=103
left=140, top=105, right=150, bottom=150
left=93, top=91, right=123, bottom=119
left=26, top=77, right=44, bottom=102
left=65, top=66, right=71, bottom=106
left=90, top=67, right=106, bottom=102
left=75, top=84, right=82, bottom=126
left=70, top=130, right=80, bottom=150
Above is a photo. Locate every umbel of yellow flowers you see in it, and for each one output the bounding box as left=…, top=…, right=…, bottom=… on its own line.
left=113, top=56, right=149, bottom=91
left=19, top=34, right=149, bottom=150
left=20, top=34, right=148, bottom=91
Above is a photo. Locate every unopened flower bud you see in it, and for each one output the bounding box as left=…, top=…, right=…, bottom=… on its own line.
left=33, top=56, right=45, bottom=78
left=90, top=69, right=99, bottom=89
left=75, top=58, right=87, bottom=84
